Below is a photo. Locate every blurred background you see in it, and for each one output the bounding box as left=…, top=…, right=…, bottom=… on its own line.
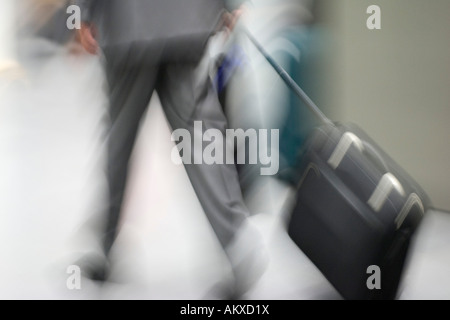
left=0, top=0, right=449, bottom=299
left=316, top=0, right=450, bottom=211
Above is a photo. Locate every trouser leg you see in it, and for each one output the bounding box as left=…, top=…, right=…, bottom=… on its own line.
left=103, top=55, right=158, bottom=255
left=157, top=62, right=248, bottom=249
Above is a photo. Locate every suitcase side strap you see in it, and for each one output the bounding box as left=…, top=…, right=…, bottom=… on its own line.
left=327, top=131, right=407, bottom=214
left=368, top=173, right=406, bottom=212
left=328, top=132, right=364, bottom=170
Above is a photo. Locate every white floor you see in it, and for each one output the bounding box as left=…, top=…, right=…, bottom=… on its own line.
left=0, top=39, right=449, bottom=300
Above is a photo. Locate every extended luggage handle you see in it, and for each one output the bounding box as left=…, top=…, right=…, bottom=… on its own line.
left=243, top=28, right=393, bottom=174
left=243, top=28, right=333, bottom=126
left=244, top=28, right=414, bottom=215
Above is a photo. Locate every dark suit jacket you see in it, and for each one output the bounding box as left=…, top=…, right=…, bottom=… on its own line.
left=75, top=0, right=243, bottom=62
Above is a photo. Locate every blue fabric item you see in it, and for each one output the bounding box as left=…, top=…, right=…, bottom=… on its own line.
left=215, top=44, right=247, bottom=93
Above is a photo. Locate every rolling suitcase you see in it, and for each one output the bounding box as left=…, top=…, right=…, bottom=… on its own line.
left=246, top=30, right=430, bottom=300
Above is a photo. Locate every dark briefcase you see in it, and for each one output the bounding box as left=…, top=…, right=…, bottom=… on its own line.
left=287, top=122, right=429, bottom=299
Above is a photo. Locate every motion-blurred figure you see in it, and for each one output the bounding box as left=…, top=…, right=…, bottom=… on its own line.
left=75, top=0, right=267, bottom=297
left=216, top=0, right=323, bottom=208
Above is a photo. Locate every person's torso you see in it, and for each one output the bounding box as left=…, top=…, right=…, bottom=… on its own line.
left=94, top=0, right=225, bottom=48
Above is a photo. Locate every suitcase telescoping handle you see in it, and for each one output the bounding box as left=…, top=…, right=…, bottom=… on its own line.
left=244, top=29, right=392, bottom=173
left=243, top=28, right=333, bottom=126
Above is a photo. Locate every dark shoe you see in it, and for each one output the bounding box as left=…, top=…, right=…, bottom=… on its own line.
left=75, top=253, right=111, bottom=283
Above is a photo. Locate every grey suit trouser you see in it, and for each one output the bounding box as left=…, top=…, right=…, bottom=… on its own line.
left=102, top=49, right=249, bottom=255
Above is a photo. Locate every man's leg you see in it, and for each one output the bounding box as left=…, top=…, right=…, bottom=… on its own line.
left=157, top=62, right=267, bottom=295
left=102, top=53, right=159, bottom=256
left=157, top=62, right=248, bottom=248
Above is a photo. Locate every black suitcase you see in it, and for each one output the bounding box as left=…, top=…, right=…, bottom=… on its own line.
left=288, top=122, right=429, bottom=299
left=246, top=30, right=430, bottom=300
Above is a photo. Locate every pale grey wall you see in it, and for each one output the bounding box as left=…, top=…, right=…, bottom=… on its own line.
left=318, top=0, right=450, bottom=210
